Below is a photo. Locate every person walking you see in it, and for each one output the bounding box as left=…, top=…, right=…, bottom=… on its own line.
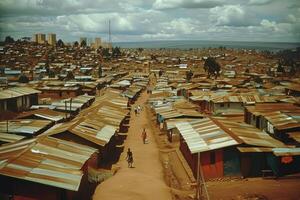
left=141, top=128, right=147, bottom=144
left=137, top=105, right=141, bottom=114
left=134, top=107, right=138, bottom=116
left=126, top=148, right=133, bottom=168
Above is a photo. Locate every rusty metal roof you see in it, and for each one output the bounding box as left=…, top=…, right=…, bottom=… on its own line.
left=216, top=119, right=286, bottom=148
left=175, top=118, right=238, bottom=153
left=176, top=117, right=286, bottom=154
left=0, top=136, right=96, bottom=191
left=288, top=131, right=300, bottom=143
left=0, top=87, right=41, bottom=100
left=17, top=109, right=66, bottom=122
left=263, top=111, right=300, bottom=130
left=0, top=132, right=25, bottom=143
left=245, top=103, right=300, bottom=114
left=0, top=119, right=52, bottom=135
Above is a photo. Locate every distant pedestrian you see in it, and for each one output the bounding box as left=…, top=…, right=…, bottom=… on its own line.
left=126, top=148, right=133, bottom=168
left=141, top=128, right=147, bottom=144
left=138, top=105, right=142, bottom=113
left=134, top=107, right=138, bottom=116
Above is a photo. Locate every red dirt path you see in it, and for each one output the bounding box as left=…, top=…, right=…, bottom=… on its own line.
left=93, top=91, right=172, bottom=200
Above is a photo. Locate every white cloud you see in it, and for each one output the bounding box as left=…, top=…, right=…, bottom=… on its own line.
left=210, top=5, right=251, bottom=26
left=164, top=18, right=197, bottom=34
left=0, top=0, right=299, bottom=42
left=57, top=13, right=135, bottom=33
left=248, top=0, right=273, bottom=5
left=153, top=0, right=223, bottom=10
left=260, top=19, right=278, bottom=31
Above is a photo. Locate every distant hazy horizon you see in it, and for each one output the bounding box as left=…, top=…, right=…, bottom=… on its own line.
left=1, top=38, right=299, bottom=51
left=113, top=40, right=300, bottom=51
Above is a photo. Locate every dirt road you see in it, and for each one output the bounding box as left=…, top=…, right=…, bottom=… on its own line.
left=93, top=91, right=172, bottom=200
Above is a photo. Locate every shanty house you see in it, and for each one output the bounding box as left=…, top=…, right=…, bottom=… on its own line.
left=0, top=119, right=53, bottom=137
left=38, top=85, right=82, bottom=99
left=175, top=118, right=290, bottom=180
left=245, top=103, right=300, bottom=143
left=209, top=94, right=276, bottom=115
left=44, top=118, right=121, bottom=168
left=0, top=137, right=97, bottom=200
left=0, top=87, right=40, bottom=112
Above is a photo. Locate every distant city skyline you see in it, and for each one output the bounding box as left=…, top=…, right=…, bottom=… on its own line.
left=0, top=0, right=299, bottom=43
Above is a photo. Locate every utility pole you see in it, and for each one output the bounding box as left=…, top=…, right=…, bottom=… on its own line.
left=108, top=20, right=112, bottom=44
left=69, top=98, right=72, bottom=114
left=6, top=120, right=8, bottom=133
left=65, top=100, right=67, bottom=119
left=196, top=152, right=201, bottom=199
left=196, top=152, right=209, bottom=200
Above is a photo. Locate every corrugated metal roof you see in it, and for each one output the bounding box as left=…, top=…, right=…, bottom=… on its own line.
left=288, top=132, right=300, bottom=143
left=215, top=119, right=286, bottom=148
left=165, top=118, right=199, bottom=130
left=176, top=117, right=286, bottom=154
left=237, top=147, right=273, bottom=153
left=263, top=111, right=300, bottom=130
left=0, top=137, right=96, bottom=191
left=0, top=132, right=25, bottom=143
left=0, top=120, right=52, bottom=135
left=176, top=118, right=238, bottom=154
left=17, top=109, right=66, bottom=122
left=246, top=103, right=300, bottom=114
left=0, top=87, right=41, bottom=100
left=273, top=148, right=300, bottom=156
left=211, top=94, right=276, bottom=104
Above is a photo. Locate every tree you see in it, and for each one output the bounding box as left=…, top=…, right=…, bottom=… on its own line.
left=4, top=36, right=14, bottom=44
left=137, top=48, right=144, bottom=53
left=65, top=71, right=74, bottom=81
left=57, top=39, right=64, bottom=48
left=204, top=57, right=221, bottom=79
left=186, top=70, right=193, bottom=82
left=112, top=46, right=121, bottom=58
left=73, top=41, right=79, bottom=47
left=102, top=48, right=111, bottom=59
left=80, top=40, right=87, bottom=47
left=18, top=74, right=29, bottom=83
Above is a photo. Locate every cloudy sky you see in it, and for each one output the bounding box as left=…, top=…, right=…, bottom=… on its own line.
left=0, top=0, right=299, bottom=43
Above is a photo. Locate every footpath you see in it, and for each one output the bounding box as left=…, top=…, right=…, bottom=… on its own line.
left=93, top=90, right=172, bottom=200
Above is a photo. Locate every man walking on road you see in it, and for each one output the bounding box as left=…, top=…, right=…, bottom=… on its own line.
left=141, top=128, right=147, bottom=144
left=126, top=148, right=133, bottom=168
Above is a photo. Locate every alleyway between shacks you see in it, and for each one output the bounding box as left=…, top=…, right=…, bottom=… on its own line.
left=93, top=90, right=172, bottom=200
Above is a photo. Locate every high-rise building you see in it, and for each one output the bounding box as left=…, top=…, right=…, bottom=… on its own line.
left=47, top=33, right=56, bottom=46
left=35, top=33, right=46, bottom=44
left=33, top=34, right=38, bottom=43
left=94, top=37, right=101, bottom=49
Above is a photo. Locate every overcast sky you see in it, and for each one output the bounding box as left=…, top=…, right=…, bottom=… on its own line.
left=0, top=0, right=299, bottom=43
